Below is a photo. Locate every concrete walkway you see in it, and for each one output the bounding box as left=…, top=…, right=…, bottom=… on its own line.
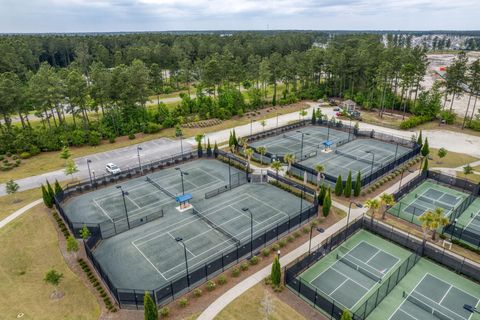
left=0, top=199, right=42, bottom=230
left=197, top=170, right=422, bottom=320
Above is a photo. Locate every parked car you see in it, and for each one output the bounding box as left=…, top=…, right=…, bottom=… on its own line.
left=333, top=107, right=341, bottom=111
left=106, top=163, right=121, bottom=174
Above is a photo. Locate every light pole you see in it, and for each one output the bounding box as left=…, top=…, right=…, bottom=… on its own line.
left=327, top=122, right=331, bottom=141
left=116, top=186, right=130, bottom=229
left=296, top=131, right=310, bottom=160
left=137, top=146, right=143, bottom=174
left=276, top=113, right=279, bottom=129
left=242, top=208, right=254, bottom=257
left=398, top=168, right=414, bottom=191
left=227, top=155, right=232, bottom=188
left=309, top=226, right=325, bottom=253
left=394, top=143, right=399, bottom=163
left=86, top=159, right=93, bottom=186
left=175, top=168, right=189, bottom=195
left=450, top=218, right=458, bottom=241
left=175, top=237, right=190, bottom=287
left=365, top=150, right=375, bottom=184
left=348, top=117, right=353, bottom=141
left=92, top=170, right=96, bottom=188
left=347, top=201, right=363, bottom=228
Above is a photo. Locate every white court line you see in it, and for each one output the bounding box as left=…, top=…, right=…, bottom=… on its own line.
left=464, top=211, right=480, bottom=231
left=92, top=199, right=114, bottom=222
left=387, top=273, right=428, bottom=320
left=331, top=263, right=371, bottom=291
left=438, top=285, right=453, bottom=304
left=396, top=309, right=421, bottom=320
left=231, top=205, right=261, bottom=224
left=426, top=273, right=480, bottom=307
left=131, top=241, right=167, bottom=281
left=126, top=195, right=141, bottom=209
left=167, top=232, right=197, bottom=258
left=328, top=276, right=351, bottom=296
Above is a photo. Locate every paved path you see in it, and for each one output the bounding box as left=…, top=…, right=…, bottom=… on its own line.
left=0, top=199, right=42, bottom=230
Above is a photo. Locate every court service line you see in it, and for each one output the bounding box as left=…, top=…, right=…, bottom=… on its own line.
left=387, top=273, right=428, bottom=320
left=427, top=273, right=480, bottom=302
left=331, top=264, right=371, bottom=291
left=131, top=241, right=168, bottom=281
left=328, top=277, right=351, bottom=296
left=438, top=285, right=453, bottom=305
left=92, top=198, right=114, bottom=222
left=167, top=232, right=197, bottom=258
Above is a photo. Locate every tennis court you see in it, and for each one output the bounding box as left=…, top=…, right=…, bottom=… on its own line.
left=447, top=198, right=480, bottom=248
left=389, top=274, right=479, bottom=320
left=66, top=159, right=314, bottom=290
left=249, top=125, right=351, bottom=160
left=389, top=180, right=469, bottom=226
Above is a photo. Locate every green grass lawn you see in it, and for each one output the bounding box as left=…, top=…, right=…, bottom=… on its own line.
left=0, top=204, right=100, bottom=319
left=429, top=148, right=479, bottom=168
left=215, top=283, right=305, bottom=320
left=0, top=187, right=42, bottom=221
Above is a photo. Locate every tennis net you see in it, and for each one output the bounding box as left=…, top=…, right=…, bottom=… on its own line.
left=282, top=134, right=320, bottom=148
left=415, top=194, right=455, bottom=211
left=192, top=208, right=240, bottom=245
left=337, top=253, right=383, bottom=283
left=334, top=150, right=373, bottom=165
left=403, top=291, right=465, bottom=320
left=146, top=176, right=176, bottom=199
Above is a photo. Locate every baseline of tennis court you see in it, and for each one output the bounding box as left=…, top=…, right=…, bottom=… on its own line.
left=132, top=193, right=290, bottom=281
left=309, top=241, right=400, bottom=310
left=389, top=273, right=479, bottom=320
left=465, top=211, right=480, bottom=234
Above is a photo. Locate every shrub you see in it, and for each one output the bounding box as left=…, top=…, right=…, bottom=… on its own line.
left=159, top=307, right=169, bottom=317
left=128, top=133, right=136, bottom=140
left=20, top=151, right=31, bottom=159
left=6, top=151, right=12, bottom=157
left=302, top=226, right=309, bottom=234
left=143, top=122, right=161, bottom=134
left=272, top=243, right=280, bottom=251
left=231, top=268, right=240, bottom=277
left=206, top=280, right=216, bottom=291
left=439, top=110, right=456, bottom=124
left=249, top=255, right=259, bottom=265
left=193, top=288, right=202, bottom=298
left=293, top=231, right=301, bottom=238
left=218, top=274, right=227, bottom=285
left=88, top=131, right=102, bottom=146
left=287, top=235, right=294, bottom=243
left=279, top=239, right=287, bottom=248
left=12, top=154, right=19, bottom=160
left=262, top=248, right=270, bottom=257
left=178, top=298, right=188, bottom=308
left=240, top=262, right=249, bottom=271
left=399, top=115, right=431, bottom=129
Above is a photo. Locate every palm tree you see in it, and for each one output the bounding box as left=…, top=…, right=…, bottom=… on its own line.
left=380, top=193, right=395, bottom=220
left=418, top=208, right=449, bottom=241
left=463, top=164, right=473, bottom=179
left=257, top=146, right=267, bottom=164
left=271, top=160, right=282, bottom=178
left=364, top=198, right=380, bottom=223
left=284, top=153, right=295, bottom=172
left=314, top=164, right=325, bottom=187
left=238, top=137, right=248, bottom=150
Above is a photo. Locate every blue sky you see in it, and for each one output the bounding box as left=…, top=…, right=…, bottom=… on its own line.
left=0, top=0, right=478, bottom=33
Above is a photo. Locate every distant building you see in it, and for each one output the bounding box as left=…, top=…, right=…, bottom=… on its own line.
left=342, top=99, right=357, bottom=112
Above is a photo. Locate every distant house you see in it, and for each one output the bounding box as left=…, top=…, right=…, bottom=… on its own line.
left=342, top=99, right=357, bottom=112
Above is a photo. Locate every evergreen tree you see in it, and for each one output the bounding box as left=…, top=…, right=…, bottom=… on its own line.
left=66, top=235, right=79, bottom=256
left=5, top=179, right=19, bottom=201
left=270, top=255, right=281, bottom=286
left=422, top=157, right=429, bottom=173
left=421, top=137, right=430, bottom=157
left=354, top=171, right=361, bottom=197
left=213, top=141, right=219, bottom=157
left=228, top=131, right=234, bottom=150
left=46, top=179, right=55, bottom=199
left=54, top=179, right=62, bottom=195
left=318, top=184, right=326, bottom=206
left=80, top=224, right=91, bottom=243
left=59, top=146, right=71, bottom=160
left=417, top=130, right=423, bottom=147
left=144, top=292, right=158, bottom=320
left=323, top=188, right=332, bottom=217
left=232, top=129, right=238, bottom=146
left=207, top=139, right=212, bottom=156
left=311, top=109, right=316, bottom=124
left=344, top=171, right=352, bottom=198
left=334, top=175, right=343, bottom=196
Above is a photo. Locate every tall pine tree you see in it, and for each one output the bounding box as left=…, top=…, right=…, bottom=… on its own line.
left=354, top=171, right=361, bottom=197
left=143, top=292, right=158, bottom=320
left=334, top=175, right=343, bottom=196
left=344, top=171, right=352, bottom=198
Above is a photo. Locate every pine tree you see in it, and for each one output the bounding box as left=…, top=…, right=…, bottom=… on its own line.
left=59, top=146, right=71, bottom=160
left=228, top=131, right=234, bottom=150
left=354, top=171, right=361, bottom=197
left=66, top=235, right=79, bottom=256
left=422, top=157, right=429, bottom=173
left=344, top=171, right=352, bottom=198
left=213, top=141, right=219, bottom=157
left=318, top=184, right=326, bottom=206
left=54, top=180, right=62, bottom=195
left=334, top=175, right=343, bottom=196
left=340, top=309, right=352, bottom=320
left=232, top=129, right=238, bottom=146
left=46, top=179, right=55, bottom=199
left=41, top=184, right=53, bottom=208
left=417, top=131, right=423, bottom=147
left=80, top=225, right=91, bottom=242
left=323, top=188, right=331, bottom=217
left=207, top=139, right=212, bottom=156
left=421, top=137, right=430, bottom=157
left=270, top=255, right=281, bottom=286
left=197, top=140, right=203, bottom=157
left=311, top=109, right=316, bottom=124
left=144, top=292, right=158, bottom=320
